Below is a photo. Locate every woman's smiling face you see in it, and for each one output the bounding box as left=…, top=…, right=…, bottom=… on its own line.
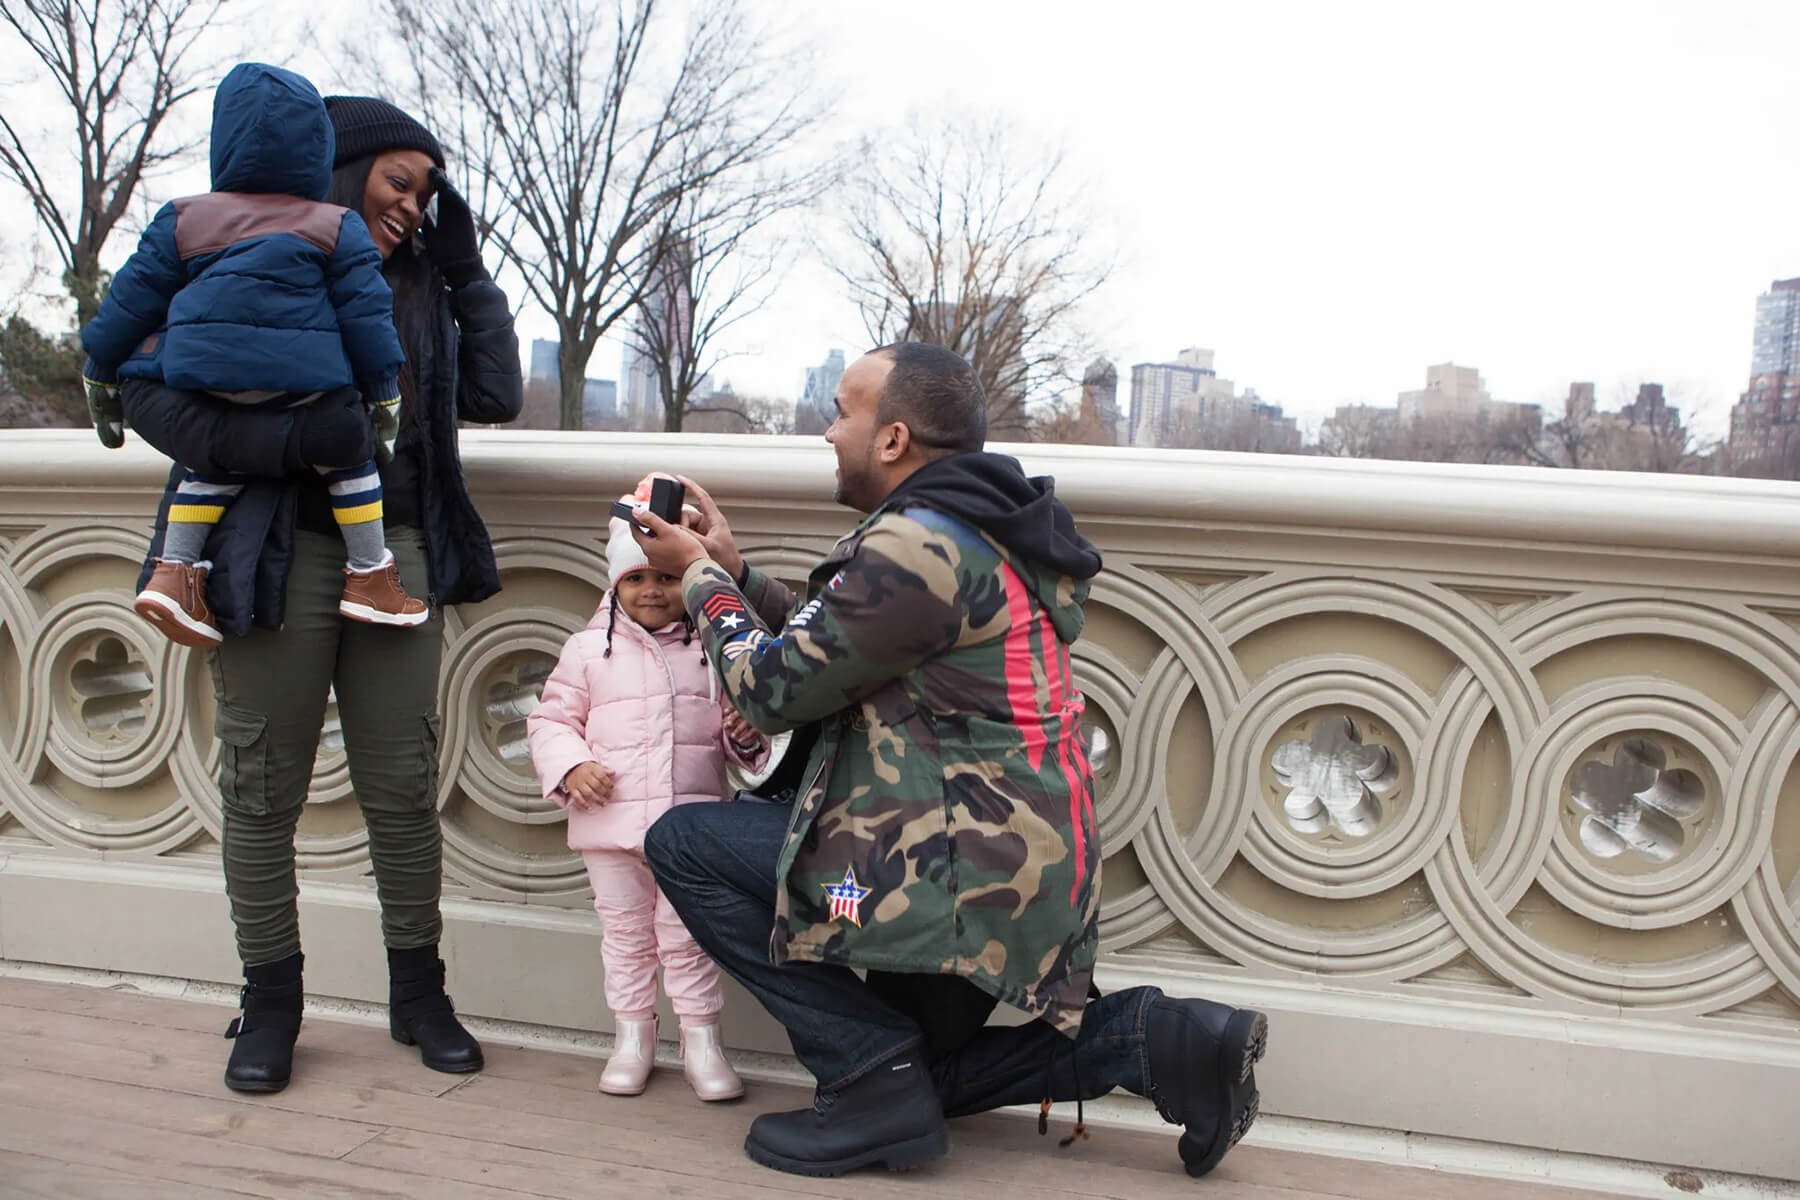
left=362, top=149, right=435, bottom=259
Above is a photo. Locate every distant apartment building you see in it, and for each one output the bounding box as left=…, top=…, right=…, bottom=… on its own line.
left=519, top=336, right=616, bottom=430
left=1078, top=359, right=1124, bottom=445
left=1398, top=362, right=1537, bottom=428
left=582, top=379, right=617, bottom=427
left=1397, top=363, right=1490, bottom=422
left=1129, top=348, right=1240, bottom=447
left=1751, top=278, right=1800, bottom=376
left=1240, top=390, right=1304, bottom=454
left=1729, top=279, right=1800, bottom=466
left=618, top=238, right=698, bottom=430
left=1126, top=348, right=1299, bottom=452
left=794, top=349, right=846, bottom=436
left=529, top=338, right=560, bottom=384
left=1621, top=382, right=1679, bottom=433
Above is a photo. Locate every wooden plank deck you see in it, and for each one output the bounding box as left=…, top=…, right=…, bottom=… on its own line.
left=0, top=976, right=1628, bottom=1199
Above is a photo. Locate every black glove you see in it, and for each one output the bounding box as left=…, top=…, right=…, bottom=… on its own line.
left=424, top=168, right=487, bottom=289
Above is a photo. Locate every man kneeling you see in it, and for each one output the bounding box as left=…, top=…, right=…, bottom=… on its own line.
left=630, top=343, right=1267, bottom=1179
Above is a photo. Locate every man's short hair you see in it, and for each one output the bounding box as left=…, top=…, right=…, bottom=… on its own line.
left=873, top=342, right=987, bottom=457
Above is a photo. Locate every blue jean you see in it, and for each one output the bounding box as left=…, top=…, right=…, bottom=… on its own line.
left=644, top=799, right=1154, bottom=1114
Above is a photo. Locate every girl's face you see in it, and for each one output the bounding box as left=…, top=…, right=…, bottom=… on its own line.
left=362, top=149, right=436, bottom=259
left=615, top=569, right=681, bottom=630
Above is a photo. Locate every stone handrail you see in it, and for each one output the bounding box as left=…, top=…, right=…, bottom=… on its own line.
left=0, top=430, right=1796, bottom=1180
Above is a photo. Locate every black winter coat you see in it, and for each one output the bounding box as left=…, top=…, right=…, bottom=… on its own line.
left=128, top=274, right=522, bottom=635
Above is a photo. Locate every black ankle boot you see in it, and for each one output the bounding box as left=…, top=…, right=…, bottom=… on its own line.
left=223, top=951, right=304, bottom=1093
left=387, top=945, right=484, bottom=1074
left=745, top=1055, right=949, bottom=1177
left=1144, top=992, right=1268, bottom=1178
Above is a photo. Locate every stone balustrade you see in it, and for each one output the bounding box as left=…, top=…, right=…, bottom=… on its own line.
left=0, top=430, right=1796, bottom=1179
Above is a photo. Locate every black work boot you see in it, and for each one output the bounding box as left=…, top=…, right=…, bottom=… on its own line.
left=1145, top=992, right=1267, bottom=1178
left=745, top=1055, right=950, bottom=1176
left=387, top=945, right=484, bottom=1074
left=223, top=951, right=304, bottom=1093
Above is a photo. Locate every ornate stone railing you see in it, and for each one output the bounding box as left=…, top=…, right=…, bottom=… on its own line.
left=0, top=430, right=1796, bottom=1180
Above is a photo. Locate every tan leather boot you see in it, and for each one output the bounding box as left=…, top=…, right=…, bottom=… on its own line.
left=680, top=1020, right=744, bottom=1102
left=339, top=559, right=429, bottom=627
left=599, top=1015, right=657, bottom=1095
left=135, top=560, right=222, bottom=647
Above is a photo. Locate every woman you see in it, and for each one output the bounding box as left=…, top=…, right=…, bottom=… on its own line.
left=122, top=96, right=522, bottom=1092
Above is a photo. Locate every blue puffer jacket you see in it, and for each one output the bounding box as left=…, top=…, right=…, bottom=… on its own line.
left=80, top=63, right=402, bottom=402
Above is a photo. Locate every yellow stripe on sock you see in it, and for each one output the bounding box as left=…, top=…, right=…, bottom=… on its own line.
left=332, top=500, right=384, bottom=526
left=168, top=504, right=227, bottom=523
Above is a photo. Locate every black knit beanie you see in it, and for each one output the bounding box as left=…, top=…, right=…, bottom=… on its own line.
left=321, top=96, right=445, bottom=170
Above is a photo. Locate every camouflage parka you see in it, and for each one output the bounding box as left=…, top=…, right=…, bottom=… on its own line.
left=679, top=454, right=1103, bottom=1036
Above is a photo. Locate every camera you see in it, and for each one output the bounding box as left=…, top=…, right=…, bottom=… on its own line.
left=610, top=475, right=686, bottom=533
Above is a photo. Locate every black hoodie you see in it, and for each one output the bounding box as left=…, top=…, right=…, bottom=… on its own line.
left=880, top=451, right=1103, bottom=581
left=750, top=451, right=1100, bottom=802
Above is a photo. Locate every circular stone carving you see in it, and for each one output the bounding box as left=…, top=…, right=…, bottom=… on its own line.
left=1270, top=712, right=1400, bottom=840
left=4, top=594, right=199, bottom=855
left=1566, top=736, right=1707, bottom=867
left=1229, top=661, right=1438, bottom=899
left=1534, top=682, right=1779, bottom=931
left=438, top=607, right=584, bottom=824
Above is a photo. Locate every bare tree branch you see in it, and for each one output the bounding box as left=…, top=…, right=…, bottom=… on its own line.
left=830, top=112, right=1112, bottom=441
left=374, top=0, right=831, bottom=429
left=629, top=140, right=836, bottom=431
left=0, top=0, right=232, bottom=326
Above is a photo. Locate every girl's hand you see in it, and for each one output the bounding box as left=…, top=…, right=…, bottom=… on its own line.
left=563, top=762, right=614, bottom=810
left=723, top=709, right=760, bottom=749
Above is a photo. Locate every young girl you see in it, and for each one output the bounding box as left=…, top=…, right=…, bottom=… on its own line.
left=528, top=496, right=767, bottom=1100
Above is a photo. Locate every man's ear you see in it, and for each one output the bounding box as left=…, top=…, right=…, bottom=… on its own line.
left=878, top=421, right=912, bottom=464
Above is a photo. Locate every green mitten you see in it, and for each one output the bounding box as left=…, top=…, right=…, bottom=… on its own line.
left=370, top=394, right=400, bottom=466
left=85, top=377, right=124, bottom=449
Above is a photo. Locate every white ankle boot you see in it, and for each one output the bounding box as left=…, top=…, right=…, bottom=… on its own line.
left=680, top=1021, right=744, bottom=1102
left=599, top=1015, right=657, bottom=1095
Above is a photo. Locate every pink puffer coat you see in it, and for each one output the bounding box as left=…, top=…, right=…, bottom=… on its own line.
left=527, top=595, right=768, bottom=852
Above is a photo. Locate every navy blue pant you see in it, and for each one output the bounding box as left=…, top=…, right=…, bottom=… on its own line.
left=644, top=799, right=1155, bottom=1112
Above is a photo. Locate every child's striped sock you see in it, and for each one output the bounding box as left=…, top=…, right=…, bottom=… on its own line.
left=164, top=472, right=243, bottom=564
left=318, top=461, right=390, bottom=573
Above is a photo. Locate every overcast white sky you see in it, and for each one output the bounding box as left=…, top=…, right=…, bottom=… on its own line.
left=7, top=0, right=1800, bottom=437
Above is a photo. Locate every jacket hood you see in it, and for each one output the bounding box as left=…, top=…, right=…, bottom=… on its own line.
left=210, top=63, right=334, bottom=199
left=881, top=451, right=1101, bottom=643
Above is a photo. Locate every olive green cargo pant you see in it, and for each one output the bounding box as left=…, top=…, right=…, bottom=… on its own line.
left=209, top=527, right=446, bottom=966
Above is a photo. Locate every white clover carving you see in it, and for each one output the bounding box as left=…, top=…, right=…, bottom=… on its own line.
left=1568, top=737, right=1706, bottom=864
left=1271, top=714, right=1399, bottom=839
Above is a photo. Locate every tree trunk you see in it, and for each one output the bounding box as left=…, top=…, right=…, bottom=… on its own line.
left=557, top=336, right=588, bottom=430
left=66, top=256, right=107, bottom=331
left=659, top=363, right=685, bottom=433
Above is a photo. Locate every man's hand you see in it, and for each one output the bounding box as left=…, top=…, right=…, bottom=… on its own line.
left=562, top=762, right=614, bottom=810
left=723, top=708, right=760, bottom=750
left=631, top=508, right=711, bottom=577
left=672, top=475, right=744, bottom=581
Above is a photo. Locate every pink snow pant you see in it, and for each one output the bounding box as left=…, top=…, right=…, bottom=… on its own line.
left=581, top=847, right=724, bottom=1023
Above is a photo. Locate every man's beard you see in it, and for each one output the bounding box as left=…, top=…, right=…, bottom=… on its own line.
left=834, top=447, right=877, bottom=511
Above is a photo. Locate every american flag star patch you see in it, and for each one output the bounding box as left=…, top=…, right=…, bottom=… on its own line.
left=822, top=866, right=872, bottom=926
left=702, top=592, right=747, bottom=632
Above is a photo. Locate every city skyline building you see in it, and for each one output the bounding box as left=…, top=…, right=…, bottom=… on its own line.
left=1129, top=347, right=1240, bottom=447
left=528, top=338, right=559, bottom=384
left=621, top=238, right=697, bottom=429
left=1731, top=278, right=1800, bottom=467
left=795, top=348, right=846, bottom=436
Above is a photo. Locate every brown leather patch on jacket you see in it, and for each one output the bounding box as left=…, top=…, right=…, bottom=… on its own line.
left=173, top=193, right=347, bottom=259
